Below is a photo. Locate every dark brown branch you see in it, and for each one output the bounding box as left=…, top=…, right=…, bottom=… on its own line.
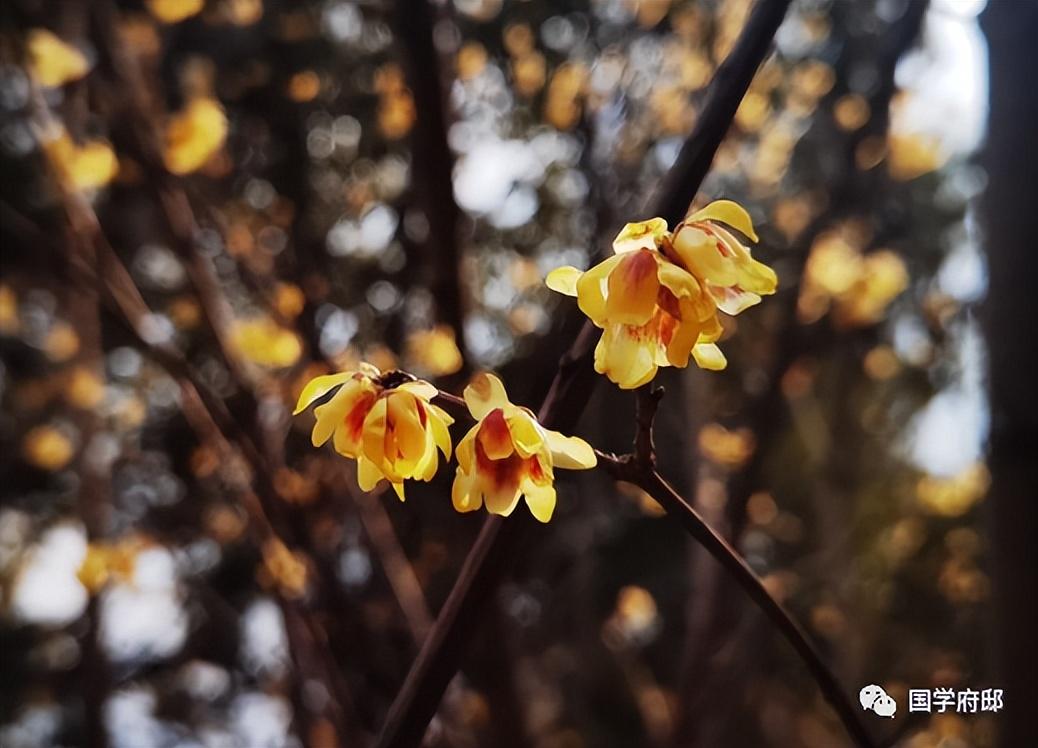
left=596, top=453, right=875, bottom=748
left=650, top=0, right=793, bottom=224
left=394, top=0, right=470, bottom=371
left=374, top=2, right=793, bottom=746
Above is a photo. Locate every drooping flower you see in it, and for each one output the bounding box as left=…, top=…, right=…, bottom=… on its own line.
left=546, top=219, right=726, bottom=388
left=668, top=200, right=778, bottom=316
left=294, top=364, right=454, bottom=500
left=452, top=373, right=596, bottom=522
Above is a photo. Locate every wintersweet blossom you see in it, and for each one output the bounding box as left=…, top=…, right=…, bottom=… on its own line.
left=546, top=219, right=725, bottom=388
left=452, top=373, right=596, bottom=522
left=294, top=364, right=453, bottom=500
left=668, top=200, right=778, bottom=316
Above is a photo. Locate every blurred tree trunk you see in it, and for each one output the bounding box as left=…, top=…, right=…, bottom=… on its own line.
left=980, top=4, right=1038, bottom=748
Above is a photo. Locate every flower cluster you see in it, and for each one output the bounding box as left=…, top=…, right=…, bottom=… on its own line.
left=546, top=200, right=777, bottom=388
left=295, top=367, right=595, bottom=521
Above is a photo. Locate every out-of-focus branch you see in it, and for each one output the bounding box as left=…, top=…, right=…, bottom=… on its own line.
left=393, top=0, right=470, bottom=372
left=374, top=2, right=793, bottom=746
left=595, top=383, right=873, bottom=747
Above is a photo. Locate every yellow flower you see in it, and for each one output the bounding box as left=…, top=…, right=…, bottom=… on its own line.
left=27, top=29, right=90, bottom=88
left=230, top=316, right=302, bottom=368
left=146, top=0, right=205, bottom=24
left=669, top=200, right=778, bottom=316
left=451, top=373, right=596, bottom=522
left=162, top=97, right=228, bottom=175
left=546, top=219, right=725, bottom=388
left=42, top=130, right=119, bottom=192
left=294, top=364, right=454, bottom=500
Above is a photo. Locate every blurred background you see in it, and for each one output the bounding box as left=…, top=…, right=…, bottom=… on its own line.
left=1, top=0, right=1034, bottom=746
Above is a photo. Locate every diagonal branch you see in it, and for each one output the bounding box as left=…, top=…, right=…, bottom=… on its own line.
left=374, top=1, right=792, bottom=746
left=596, top=453, right=874, bottom=748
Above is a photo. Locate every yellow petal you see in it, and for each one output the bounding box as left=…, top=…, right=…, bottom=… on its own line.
left=657, top=260, right=701, bottom=300
left=361, top=397, right=389, bottom=464
left=522, top=479, right=557, bottom=523
left=294, top=372, right=353, bottom=414
left=452, top=471, right=481, bottom=513
left=594, top=325, right=658, bottom=390
left=711, top=225, right=777, bottom=295
left=357, top=457, right=385, bottom=492
left=692, top=343, right=727, bottom=370
left=483, top=477, right=522, bottom=517
left=456, top=426, right=478, bottom=473
left=146, top=0, right=205, bottom=24
left=663, top=309, right=700, bottom=368
left=426, top=402, right=455, bottom=427
left=387, top=392, right=427, bottom=464
left=163, top=98, right=228, bottom=175
left=543, top=430, right=597, bottom=470
left=391, top=481, right=406, bottom=501
left=612, top=218, right=669, bottom=254
left=688, top=199, right=759, bottom=243
left=672, top=226, right=738, bottom=287
left=397, top=379, right=439, bottom=401
left=709, top=285, right=762, bottom=316
left=546, top=266, right=582, bottom=296
left=429, top=409, right=453, bottom=460
left=463, top=372, right=511, bottom=420
left=575, top=254, right=624, bottom=326
left=477, top=409, right=514, bottom=460
left=28, top=29, right=89, bottom=88
left=506, top=411, right=544, bottom=458
left=312, top=380, right=362, bottom=447
left=606, top=250, right=660, bottom=325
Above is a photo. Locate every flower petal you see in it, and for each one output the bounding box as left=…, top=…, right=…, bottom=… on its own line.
left=692, top=342, right=727, bottom=370
left=294, top=372, right=352, bottom=415
left=672, top=226, right=739, bottom=287
left=522, top=478, right=557, bottom=523
left=483, top=477, right=522, bottom=517
left=429, top=408, right=453, bottom=460
left=575, top=254, right=624, bottom=326
left=312, top=379, right=365, bottom=447
left=452, top=471, right=481, bottom=513
left=506, top=410, right=544, bottom=458
left=477, top=409, right=514, bottom=460
left=387, top=392, right=427, bottom=464
left=455, top=426, right=477, bottom=473
left=709, top=284, right=762, bottom=316
left=463, top=372, right=511, bottom=420
left=356, top=456, right=385, bottom=492
left=612, top=218, right=668, bottom=254
left=594, top=325, right=659, bottom=390
left=545, top=266, right=582, bottom=296
left=688, top=199, right=759, bottom=243
left=606, top=250, right=660, bottom=325
left=657, top=260, right=701, bottom=300
left=544, top=430, right=597, bottom=470
left=391, top=481, right=406, bottom=501
left=396, top=380, right=439, bottom=401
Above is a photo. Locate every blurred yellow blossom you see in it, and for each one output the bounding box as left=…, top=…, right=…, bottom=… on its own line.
left=888, top=132, right=946, bottom=181
left=42, top=130, right=119, bottom=192
left=260, top=538, right=308, bottom=599
left=146, top=0, right=205, bottom=24
left=405, top=325, right=464, bottom=377
left=230, top=317, right=302, bottom=367
left=162, top=97, right=228, bottom=175
left=544, top=63, right=587, bottom=130
left=66, top=367, right=106, bottom=409
left=273, top=283, right=306, bottom=319
left=917, top=463, right=990, bottom=517
left=452, top=373, right=595, bottom=522
left=43, top=321, right=80, bottom=362
left=77, top=539, right=140, bottom=593
left=0, top=285, right=19, bottom=335
left=23, top=425, right=75, bottom=471
left=547, top=216, right=732, bottom=387
left=27, top=29, right=90, bottom=88
left=698, top=423, right=756, bottom=468
left=294, top=364, right=454, bottom=500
